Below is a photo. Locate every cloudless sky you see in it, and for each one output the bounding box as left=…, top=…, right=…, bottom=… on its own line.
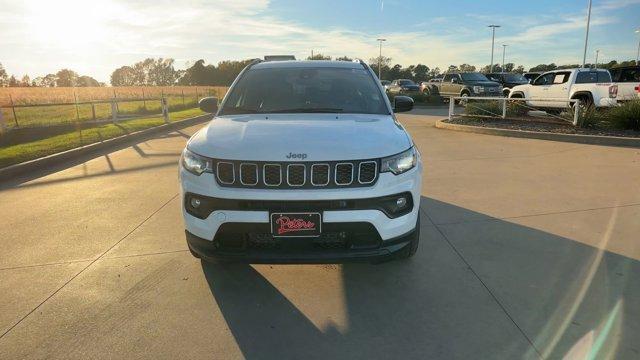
left=0, top=0, right=639, bottom=82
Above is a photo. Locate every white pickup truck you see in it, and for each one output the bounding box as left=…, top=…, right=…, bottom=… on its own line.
left=610, top=65, right=640, bottom=103
left=509, top=68, right=618, bottom=114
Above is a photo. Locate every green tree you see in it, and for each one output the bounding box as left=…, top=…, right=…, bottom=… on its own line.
left=20, top=75, right=30, bottom=87
left=8, top=75, right=18, bottom=87
left=76, top=75, right=100, bottom=87
left=110, top=66, right=137, bottom=86
left=306, top=53, right=332, bottom=60
left=55, top=69, right=79, bottom=87
left=514, top=65, right=525, bottom=74
left=411, top=64, right=430, bottom=81
left=0, top=62, right=7, bottom=87
left=148, top=58, right=177, bottom=85
left=335, top=56, right=353, bottom=61
left=459, top=64, right=476, bottom=72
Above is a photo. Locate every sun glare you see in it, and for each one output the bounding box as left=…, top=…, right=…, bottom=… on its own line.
left=25, top=0, right=114, bottom=52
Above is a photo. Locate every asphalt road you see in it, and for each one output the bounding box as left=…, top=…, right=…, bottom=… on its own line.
left=1, top=107, right=638, bottom=359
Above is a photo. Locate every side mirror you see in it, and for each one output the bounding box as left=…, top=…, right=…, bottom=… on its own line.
left=198, top=97, right=219, bottom=113
left=393, top=96, right=414, bottom=113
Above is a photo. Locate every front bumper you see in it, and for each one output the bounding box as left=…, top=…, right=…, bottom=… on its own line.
left=185, top=223, right=417, bottom=264
left=179, top=161, right=422, bottom=262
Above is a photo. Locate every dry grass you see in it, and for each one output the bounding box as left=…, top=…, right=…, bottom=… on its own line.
left=0, top=86, right=228, bottom=106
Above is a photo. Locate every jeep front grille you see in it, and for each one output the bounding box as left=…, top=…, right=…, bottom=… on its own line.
left=211, top=160, right=379, bottom=189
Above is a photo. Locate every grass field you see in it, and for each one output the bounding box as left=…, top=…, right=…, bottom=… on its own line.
left=0, top=107, right=205, bottom=168
left=0, top=86, right=227, bottom=106
left=0, top=86, right=228, bottom=129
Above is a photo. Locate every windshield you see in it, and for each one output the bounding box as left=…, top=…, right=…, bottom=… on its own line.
left=503, top=74, right=528, bottom=82
left=220, top=67, right=388, bottom=115
left=461, top=73, right=490, bottom=81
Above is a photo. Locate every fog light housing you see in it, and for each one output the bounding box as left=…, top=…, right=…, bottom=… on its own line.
left=376, top=192, right=414, bottom=218
left=185, top=193, right=216, bottom=219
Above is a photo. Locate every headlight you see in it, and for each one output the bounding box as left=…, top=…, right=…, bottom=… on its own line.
left=473, top=86, right=484, bottom=93
left=181, top=148, right=212, bottom=176
left=380, top=147, right=418, bottom=175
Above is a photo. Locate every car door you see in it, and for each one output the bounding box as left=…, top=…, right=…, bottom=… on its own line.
left=546, top=71, right=572, bottom=107
left=440, top=74, right=452, bottom=96
left=528, top=72, right=555, bottom=107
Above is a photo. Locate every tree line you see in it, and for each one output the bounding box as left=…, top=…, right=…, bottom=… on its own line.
left=1, top=56, right=638, bottom=88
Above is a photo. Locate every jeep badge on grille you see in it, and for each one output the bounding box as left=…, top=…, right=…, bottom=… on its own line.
left=286, top=152, right=307, bottom=160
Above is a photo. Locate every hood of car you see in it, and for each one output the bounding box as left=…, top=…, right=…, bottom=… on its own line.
left=187, top=113, right=412, bottom=161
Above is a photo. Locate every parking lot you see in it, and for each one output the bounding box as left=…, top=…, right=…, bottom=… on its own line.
left=0, top=107, right=638, bottom=359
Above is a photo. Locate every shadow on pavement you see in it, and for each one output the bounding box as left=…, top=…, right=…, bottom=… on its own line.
left=201, top=197, right=638, bottom=359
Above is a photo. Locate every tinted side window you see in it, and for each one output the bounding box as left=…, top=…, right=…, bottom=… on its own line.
left=597, top=71, right=611, bottom=82
left=619, top=69, right=640, bottom=82
left=534, top=73, right=554, bottom=85
left=575, top=71, right=609, bottom=83
left=443, top=74, right=453, bottom=82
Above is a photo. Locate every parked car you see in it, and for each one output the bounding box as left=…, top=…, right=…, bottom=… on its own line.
left=523, top=72, right=542, bottom=83
left=486, top=72, right=529, bottom=96
left=509, top=68, right=618, bottom=114
left=609, top=65, right=640, bottom=102
left=425, top=72, right=502, bottom=103
left=180, top=59, right=422, bottom=263
left=380, top=80, right=391, bottom=92
left=418, top=81, right=433, bottom=93
left=387, top=79, right=420, bottom=94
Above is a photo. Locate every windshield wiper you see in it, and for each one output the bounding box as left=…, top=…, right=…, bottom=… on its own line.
left=259, top=108, right=344, bottom=114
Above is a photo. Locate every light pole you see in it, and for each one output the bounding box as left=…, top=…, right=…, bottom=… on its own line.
left=582, top=0, right=592, bottom=68
left=377, top=38, right=386, bottom=79
left=502, top=44, right=508, bottom=72
left=488, top=25, right=501, bottom=72
left=595, top=49, right=600, bottom=69
left=635, top=29, right=640, bottom=65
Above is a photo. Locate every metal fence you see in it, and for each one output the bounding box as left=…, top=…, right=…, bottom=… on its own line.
left=447, top=96, right=581, bottom=126
left=0, top=87, right=220, bottom=131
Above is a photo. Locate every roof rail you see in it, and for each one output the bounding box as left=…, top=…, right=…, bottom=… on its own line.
left=353, top=58, right=368, bottom=69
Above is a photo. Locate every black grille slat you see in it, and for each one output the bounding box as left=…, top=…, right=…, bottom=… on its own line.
left=359, top=162, right=376, bottom=184
left=264, top=164, right=282, bottom=186
left=212, top=159, right=377, bottom=189
left=287, top=164, right=305, bottom=186
left=217, top=162, right=234, bottom=184
left=335, top=163, right=353, bottom=185
left=240, top=164, right=258, bottom=185
left=311, top=164, right=330, bottom=186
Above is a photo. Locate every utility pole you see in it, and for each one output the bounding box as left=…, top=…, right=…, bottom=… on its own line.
left=582, top=0, right=592, bottom=68
left=635, top=29, right=640, bottom=65
left=502, top=44, right=508, bottom=72
left=376, top=38, right=386, bottom=79
left=488, top=25, right=501, bottom=72
left=595, top=49, right=600, bottom=69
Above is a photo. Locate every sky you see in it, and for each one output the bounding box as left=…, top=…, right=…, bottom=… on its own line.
left=0, top=0, right=639, bottom=82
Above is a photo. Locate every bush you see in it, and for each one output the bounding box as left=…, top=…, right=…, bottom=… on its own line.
left=607, top=100, right=640, bottom=131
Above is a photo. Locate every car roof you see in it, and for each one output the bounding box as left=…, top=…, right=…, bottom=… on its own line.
left=251, top=60, right=364, bottom=70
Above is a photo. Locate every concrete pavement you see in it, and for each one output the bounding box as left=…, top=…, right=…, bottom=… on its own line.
left=0, top=107, right=638, bottom=359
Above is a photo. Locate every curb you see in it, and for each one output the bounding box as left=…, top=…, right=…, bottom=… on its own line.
left=435, top=119, right=640, bottom=148
left=0, top=114, right=211, bottom=182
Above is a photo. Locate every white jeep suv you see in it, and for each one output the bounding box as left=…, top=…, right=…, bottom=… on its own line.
left=179, top=59, right=422, bottom=263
